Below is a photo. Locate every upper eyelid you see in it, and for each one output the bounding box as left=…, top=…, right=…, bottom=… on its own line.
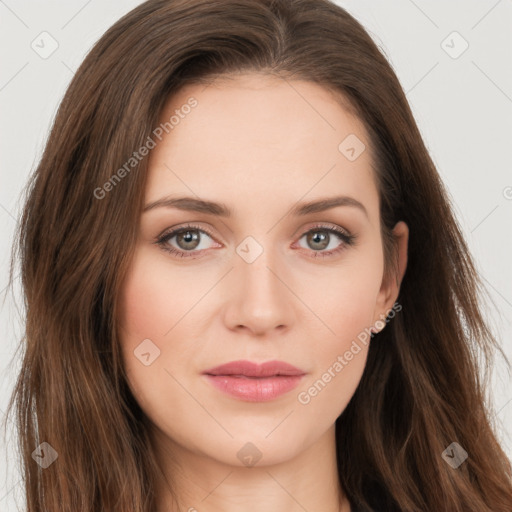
left=160, top=224, right=216, bottom=241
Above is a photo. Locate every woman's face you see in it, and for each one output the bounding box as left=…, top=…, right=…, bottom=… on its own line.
left=118, top=72, right=407, bottom=467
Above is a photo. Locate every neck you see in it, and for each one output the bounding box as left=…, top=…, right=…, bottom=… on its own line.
left=152, top=424, right=351, bottom=512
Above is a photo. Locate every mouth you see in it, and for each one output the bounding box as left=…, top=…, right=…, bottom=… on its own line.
left=202, top=360, right=306, bottom=402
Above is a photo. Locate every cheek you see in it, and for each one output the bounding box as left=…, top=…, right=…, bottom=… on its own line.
left=309, top=249, right=384, bottom=341
left=117, top=245, right=201, bottom=341
left=116, top=248, right=181, bottom=396
left=297, top=248, right=383, bottom=412
left=295, top=291, right=374, bottom=423
left=117, top=245, right=215, bottom=401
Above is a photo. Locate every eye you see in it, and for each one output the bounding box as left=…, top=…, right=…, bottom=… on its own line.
left=155, top=223, right=356, bottom=259
left=294, top=224, right=356, bottom=258
left=155, top=224, right=219, bottom=259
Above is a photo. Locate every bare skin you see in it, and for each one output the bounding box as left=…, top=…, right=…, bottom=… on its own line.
left=117, top=72, right=408, bottom=512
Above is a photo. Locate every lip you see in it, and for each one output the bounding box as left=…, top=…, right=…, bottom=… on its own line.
left=203, top=360, right=306, bottom=402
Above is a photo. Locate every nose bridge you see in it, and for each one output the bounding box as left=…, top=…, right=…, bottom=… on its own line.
left=223, top=233, right=295, bottom=334
left=236, top=234, right=284, bottom=303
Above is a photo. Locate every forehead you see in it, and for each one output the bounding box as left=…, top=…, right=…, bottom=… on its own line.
left=145, top=72, right=379, bottom=222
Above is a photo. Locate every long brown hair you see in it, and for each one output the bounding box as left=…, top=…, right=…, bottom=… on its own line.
left=5, top=0, right=512, bottom=510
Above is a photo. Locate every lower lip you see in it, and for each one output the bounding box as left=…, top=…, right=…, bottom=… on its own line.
left=204, top=374, right=305, bottom=402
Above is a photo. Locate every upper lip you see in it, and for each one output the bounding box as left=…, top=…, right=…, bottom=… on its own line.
left=203, top=360, right=306, bottom=377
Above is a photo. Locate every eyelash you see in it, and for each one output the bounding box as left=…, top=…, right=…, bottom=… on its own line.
left=154, top=223, right=356, bottom=260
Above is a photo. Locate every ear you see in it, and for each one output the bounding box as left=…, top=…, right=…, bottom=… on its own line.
left=371, top=221, right=408, bottom=332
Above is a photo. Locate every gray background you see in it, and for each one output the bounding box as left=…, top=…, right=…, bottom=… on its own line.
left=1, top=0, right=511, bottom=509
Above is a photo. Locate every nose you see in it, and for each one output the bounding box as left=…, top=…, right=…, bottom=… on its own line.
left=221, top=247, right=296, bottom=337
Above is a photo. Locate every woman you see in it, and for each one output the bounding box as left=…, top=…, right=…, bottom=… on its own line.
left=6, top=0, right=512, bottom=510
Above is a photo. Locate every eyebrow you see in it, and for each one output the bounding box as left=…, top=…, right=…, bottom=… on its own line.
left=143, top=195, right=368, bottom=218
